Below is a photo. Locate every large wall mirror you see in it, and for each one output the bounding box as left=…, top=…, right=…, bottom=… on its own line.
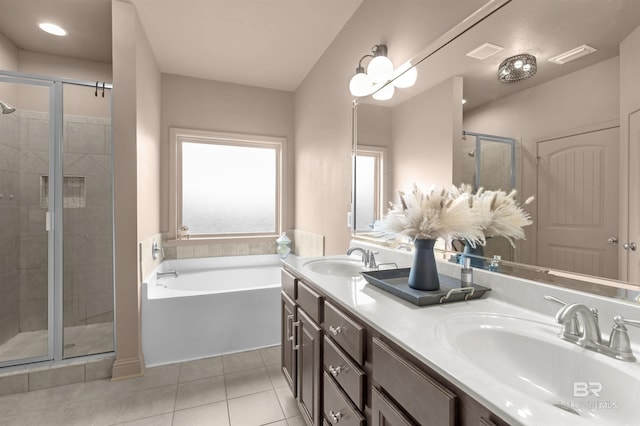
left=353, top=0, right=640, bottom=300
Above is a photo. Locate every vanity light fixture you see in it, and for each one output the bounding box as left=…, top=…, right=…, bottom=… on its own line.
left=38, top=22, right=67, bottom=36
left=349, top=44, right=417, bottom=100
left=498, top=53, right=537, bottom=83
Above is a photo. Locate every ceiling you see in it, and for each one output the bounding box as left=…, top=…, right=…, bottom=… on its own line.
left=371, top=0, right=640, bottom=109
left=1, top=1, right=639, bottom=106
left=0, top=0, right=362, bottom=92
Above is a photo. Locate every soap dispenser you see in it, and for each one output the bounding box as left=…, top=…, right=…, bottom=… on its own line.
left=461, top=256, right=473, bottom=287
left=276, top=232, right=291, bottom=259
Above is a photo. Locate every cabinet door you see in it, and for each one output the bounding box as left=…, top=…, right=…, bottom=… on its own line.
left=372, top=387, right=416, bottom=426
left=281, top=292, right=297, bottom=396
left=297, top=308, right=323, bottom=426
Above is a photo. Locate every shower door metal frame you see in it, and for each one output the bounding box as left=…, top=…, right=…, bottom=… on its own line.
left=0, top=71, right=114, bottom=368
left=464, top=131, right=517, bottom=190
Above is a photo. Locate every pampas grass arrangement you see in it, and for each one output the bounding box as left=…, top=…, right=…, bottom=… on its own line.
left=453, top=184, right=534, bottom=246
left=376, top=184, right=485, bottom=246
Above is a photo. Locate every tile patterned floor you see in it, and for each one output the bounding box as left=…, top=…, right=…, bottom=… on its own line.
left=0, top=323, right=114, bottom=363
left=0, top=346, right=303, bottom=426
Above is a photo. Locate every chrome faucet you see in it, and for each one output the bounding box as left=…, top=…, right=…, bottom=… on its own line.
left=157, top=270, right=179, bottom=279
left=555, top=303, right=602, bottom=349
left=549, top=296, right=640, bottom=362
left=346, top=247, right=378, bottom=269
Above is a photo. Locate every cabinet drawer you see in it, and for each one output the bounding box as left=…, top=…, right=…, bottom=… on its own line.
left=323, top=301, right=365, bottom=365
left=323, top=372, right=365, bottom=426
left=281, top=269, right=297, bottom=300
left=372, top=386, right=416, bottom=426
left=372, top=338, right=457, bottom=426
left=323, top=336, right=365, bottom=410
left=297, top=280, right=323, bottom=323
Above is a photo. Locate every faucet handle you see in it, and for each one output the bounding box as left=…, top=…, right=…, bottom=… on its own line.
left=545, top=295, right=580, bottom=336
left=608, top=316, right=639, bottom=361
left=544, top=295, right=567, bottom=306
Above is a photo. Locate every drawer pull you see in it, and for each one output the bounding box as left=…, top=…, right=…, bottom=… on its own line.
left=292, top=321, right=300, bottom=350
left=287, top=314, right=294, bottom=341
left=329, top=325, right=342, bottom=336
left=329, top=410, right=342, bottom=423
left=328, top=365, right=342, bottom=377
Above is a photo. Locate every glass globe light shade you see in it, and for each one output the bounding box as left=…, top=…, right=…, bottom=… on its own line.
left=392, top=62, right=418, bottom=88
left=349, top=71, right=373, bottom=97
left=372, top=83, right=394, bottom=101
left=367, top=55, right=394, bottom=84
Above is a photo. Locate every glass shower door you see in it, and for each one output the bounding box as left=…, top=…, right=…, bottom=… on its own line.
left=61, top=82, right=114, bottom=358
left=0, top=78, right=54, bottom=367
left=62, top=83, right=114, bottom=358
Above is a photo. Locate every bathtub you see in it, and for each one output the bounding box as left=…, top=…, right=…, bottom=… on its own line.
left=141, top=254, right=285, bottom=366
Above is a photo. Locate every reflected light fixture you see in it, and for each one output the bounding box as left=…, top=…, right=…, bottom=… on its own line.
left=38, top=22, right=67, bottom=36
left=349, top=44, right=417, bottom=100
left=498, top=53, right=537, bottom=83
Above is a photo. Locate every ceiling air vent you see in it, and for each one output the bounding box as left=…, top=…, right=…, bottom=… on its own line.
left=548, top=44, right=597, bottom=65
left=466, top=43, right=504, bottom=60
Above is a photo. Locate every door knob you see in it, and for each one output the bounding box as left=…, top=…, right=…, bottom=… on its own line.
left=623, top=242, right=637, bottom=251
left=607, top=237, right=618, bottom=245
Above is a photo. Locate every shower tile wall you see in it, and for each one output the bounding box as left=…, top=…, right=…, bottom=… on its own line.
left=15, top=111, right=113, bottom=336
left=62, top=114, right=113, bottom=329
left=0, top=112, right=20, bottom=346
left=19, top=110, right=49, bottom=332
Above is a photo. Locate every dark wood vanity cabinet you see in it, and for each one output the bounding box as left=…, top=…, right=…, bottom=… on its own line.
left=281, top=267, right=510, bottom=426
left=281, top=291, right=296, bottom=396
left=281, top=270, right=324, bottom=426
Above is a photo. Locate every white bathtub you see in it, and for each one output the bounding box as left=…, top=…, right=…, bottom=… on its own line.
left=142, top=254, right=285, bottom=366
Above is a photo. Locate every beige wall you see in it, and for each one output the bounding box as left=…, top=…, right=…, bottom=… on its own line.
left=392, top=77, right=462, bottom=194
left=0, top=32, right=18, bottom=73
left=293, top=1, right=485, bottom=255
left=160, top=74, right=295, bottom=239
left=17, top=51, right=112, bottom=117
left=136, top=19, right=162, bottom=241
left=111, top=0, right=162, bottom=380
left=463, top=57, right=620, bottom=265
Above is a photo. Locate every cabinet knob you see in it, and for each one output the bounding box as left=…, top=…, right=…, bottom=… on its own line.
left=328, top=365, right=342, bottom=377
left=329, top=410, right=342, bottom=423
left=329, top=325, right=342, bottom=336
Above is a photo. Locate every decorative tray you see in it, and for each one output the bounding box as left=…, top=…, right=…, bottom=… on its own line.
left=360, top=268, right=490, bottom=306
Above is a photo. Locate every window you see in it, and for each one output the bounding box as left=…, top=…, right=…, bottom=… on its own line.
left=170, top=128, right=284, bottom=239
left=354, top=146, right=386, bottom=232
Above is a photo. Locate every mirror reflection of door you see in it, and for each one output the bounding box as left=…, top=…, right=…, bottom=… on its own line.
left=354, top=146, right=386, bottom=233
left=536, top=125, right=619, bottom=279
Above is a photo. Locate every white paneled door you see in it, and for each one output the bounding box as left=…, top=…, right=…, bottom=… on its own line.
left=537, top=126, right=619, bottom=279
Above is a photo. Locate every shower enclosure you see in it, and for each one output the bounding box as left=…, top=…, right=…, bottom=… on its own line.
left=0, top=71, right=114, bottom=368
left=461, top=131, right=518, bottom=261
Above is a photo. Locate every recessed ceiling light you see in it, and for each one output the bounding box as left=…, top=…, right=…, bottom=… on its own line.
left=466, top=43, right=504, bottom=60
left=38, top=22, right=67, bottom=37
left=462, top=99, right=467, bottom=105
left=548, top=44, right=597, bottom=65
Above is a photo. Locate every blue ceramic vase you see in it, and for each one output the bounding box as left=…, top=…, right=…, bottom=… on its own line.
left=408, top=239, right=440, bottom=291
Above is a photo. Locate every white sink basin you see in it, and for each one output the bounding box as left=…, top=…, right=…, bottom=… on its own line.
left=435, top=313, right=640, bottom=425
left=303, top=258, right=365, bottom=278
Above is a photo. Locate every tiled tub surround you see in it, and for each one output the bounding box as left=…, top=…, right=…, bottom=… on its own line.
left=0, top=346, right=304, bottom=426
left=0, top=110, right=114, bottom=361
left=142, top=255, right=286, bottom=366
left=282, top=241, right=640, bottom=426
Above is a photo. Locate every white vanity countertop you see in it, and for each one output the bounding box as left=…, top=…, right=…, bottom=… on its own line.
left=282, top=251, right=640, bottom=426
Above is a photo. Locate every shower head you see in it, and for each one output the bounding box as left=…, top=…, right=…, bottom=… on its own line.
left=0, top=101, right=16, bottom=114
